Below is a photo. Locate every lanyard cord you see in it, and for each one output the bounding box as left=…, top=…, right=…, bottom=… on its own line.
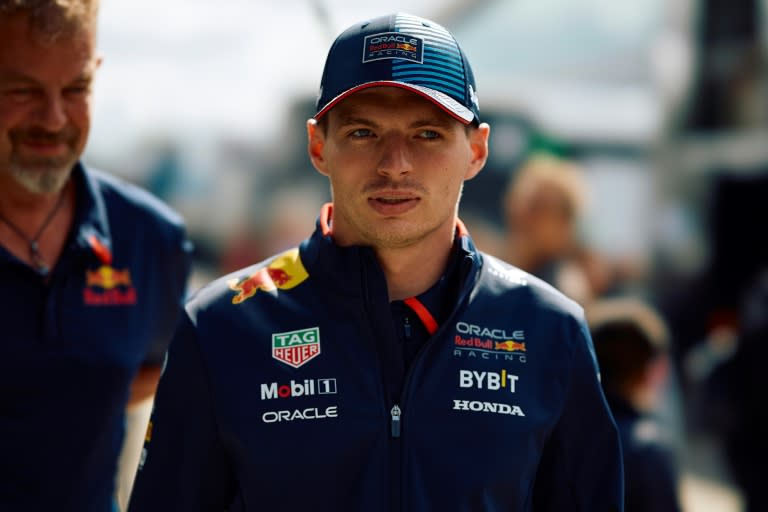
left=0, top=187, right=67, bottom=275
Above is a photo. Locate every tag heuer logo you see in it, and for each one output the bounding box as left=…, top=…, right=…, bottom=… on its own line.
left=272, top=327, right=321, bottom=368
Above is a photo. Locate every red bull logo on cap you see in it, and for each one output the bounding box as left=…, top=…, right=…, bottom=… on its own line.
left=363, top=32, right=424, bottom=64
left=83, top=265, right=137, bottom=306
left=228, top=248, right=309, bottom=305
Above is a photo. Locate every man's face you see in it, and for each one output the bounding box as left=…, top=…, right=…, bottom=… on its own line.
left=308, top=87, right=489, bottom=249
left=0, top=13, right=99, bottom=195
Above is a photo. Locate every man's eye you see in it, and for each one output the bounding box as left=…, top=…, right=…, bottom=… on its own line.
left=64, top=85, right=89, bottom=96
left=350, top=128, right=373, bottom=138
left=419, top=130, right=440, bottom=139
left=6, top=88, right=36, bottom=99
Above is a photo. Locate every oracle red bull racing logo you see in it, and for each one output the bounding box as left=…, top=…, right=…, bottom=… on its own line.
left=272, top=327, right=321, bottom=369
left=453, top=321, right=527, bottom=362
left=362, top=32, right=424, bottom=64
left=83, top=265, right=137, bottom=306
left=228, top=248, right=308, bottom=304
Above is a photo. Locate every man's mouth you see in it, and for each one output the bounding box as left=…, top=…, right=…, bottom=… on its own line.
left=368, top=193, right=420, bottom=215
left=374, top=197, right=416, bottom=204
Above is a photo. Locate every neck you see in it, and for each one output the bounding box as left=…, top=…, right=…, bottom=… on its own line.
left=376, top=236, right=453, bottom=301
left=0, top=175, right=75, bottom=274
left=0, top=174, right=68, bottom=230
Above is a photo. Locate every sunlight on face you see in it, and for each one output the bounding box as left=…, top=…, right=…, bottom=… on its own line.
left=0, top=13, right=98, bottom=194
left=311, top=87, right=488, bottom=251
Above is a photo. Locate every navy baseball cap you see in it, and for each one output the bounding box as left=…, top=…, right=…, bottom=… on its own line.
left=315, top=12, right=481, bottom=125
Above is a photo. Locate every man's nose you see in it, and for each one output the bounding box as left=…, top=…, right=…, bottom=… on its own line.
left=34, top=94, right=68, bottom=132
left=376, top=135, right=413, bottom=178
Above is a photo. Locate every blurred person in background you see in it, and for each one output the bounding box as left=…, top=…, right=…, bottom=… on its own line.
left=714, top=269, right=768, bottom=512
left=129, top=12, right=622, bottom=511
left=502, top=153, right=610, bottom=304
left=589, top=298, right=682, bottom=512
left=0, top=1, right=191, bottom=510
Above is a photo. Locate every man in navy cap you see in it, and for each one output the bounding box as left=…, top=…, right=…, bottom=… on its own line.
left=130, top=12, right=623, bottom=511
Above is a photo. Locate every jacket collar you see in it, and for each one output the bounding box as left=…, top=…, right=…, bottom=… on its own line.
left=71, top=162, right=114, bottom=265
left=300, top=203, right=481, bottom=299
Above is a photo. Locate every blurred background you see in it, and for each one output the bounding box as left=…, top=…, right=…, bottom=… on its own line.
left=90, top=1, right=767, bottom=511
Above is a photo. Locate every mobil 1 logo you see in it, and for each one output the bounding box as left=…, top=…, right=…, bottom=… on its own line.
left=260, top=378, right=337, bottom=400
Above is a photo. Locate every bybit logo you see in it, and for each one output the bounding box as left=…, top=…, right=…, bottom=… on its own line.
left=459, top=370, right=518, bottom=393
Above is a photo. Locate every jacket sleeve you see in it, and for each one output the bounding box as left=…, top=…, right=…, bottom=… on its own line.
left=128, top=311, right=235, bottom=511
left=141, top=224, right=194, bottom=367
left=532, top=317, right=624, bottom=511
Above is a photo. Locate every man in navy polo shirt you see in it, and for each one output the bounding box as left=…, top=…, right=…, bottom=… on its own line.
left=130, top=12, right=622, bottom=511
left=0, top=1, right=191, bottom=510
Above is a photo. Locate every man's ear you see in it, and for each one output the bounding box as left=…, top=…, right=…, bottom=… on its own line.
left=464, top=122, right=490, bottom=181
left=307, top=119, right=328, bottom=176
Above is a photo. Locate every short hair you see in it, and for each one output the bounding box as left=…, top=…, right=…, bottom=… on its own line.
left=587, top=298, right=669, bottom=395
left=0, top=0, right=98, bottom=40
left=504, top=153, right=588, bottom=224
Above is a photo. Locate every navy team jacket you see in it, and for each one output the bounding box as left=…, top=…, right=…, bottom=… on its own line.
left=130, top=208, right=623, bottom=511
left=0, top=163, right=191, bottom=511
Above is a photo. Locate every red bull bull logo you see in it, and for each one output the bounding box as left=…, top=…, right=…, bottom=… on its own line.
left=83, top=265, right=137, bottom=305
left=228, top=248, right=309, bottom=305
left=86, top=265, right=132, bottom=289
left=494, top=341, right=526, bottom=352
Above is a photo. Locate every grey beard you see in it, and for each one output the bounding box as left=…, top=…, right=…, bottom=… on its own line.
left=9, top=157, right=74, bottom=195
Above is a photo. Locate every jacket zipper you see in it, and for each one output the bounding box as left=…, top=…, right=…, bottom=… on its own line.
left=394, top=253, right=480, bottom=437
left=390, top=404, right=401, bottom=438
left=363, top=248, right=478, bottom=510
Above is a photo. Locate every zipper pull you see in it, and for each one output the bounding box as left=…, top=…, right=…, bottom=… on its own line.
left=390, top=404, right=401, bottom=438
left=404, top=315, right=412, bottom=339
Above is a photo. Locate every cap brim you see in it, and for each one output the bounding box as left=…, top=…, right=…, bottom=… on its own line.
left=315, top=81, right=475, bottom=124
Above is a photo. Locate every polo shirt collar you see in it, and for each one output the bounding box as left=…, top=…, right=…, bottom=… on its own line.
left=71, top=162, right=114, bottom=265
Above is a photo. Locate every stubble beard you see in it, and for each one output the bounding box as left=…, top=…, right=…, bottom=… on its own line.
left=345, top=202, right=456, bottom=250
left=364, top=185, right=462, bottom=249
left=7, top=127, right=79, bottom=194
left=9, top=154, right=75, bottom=194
